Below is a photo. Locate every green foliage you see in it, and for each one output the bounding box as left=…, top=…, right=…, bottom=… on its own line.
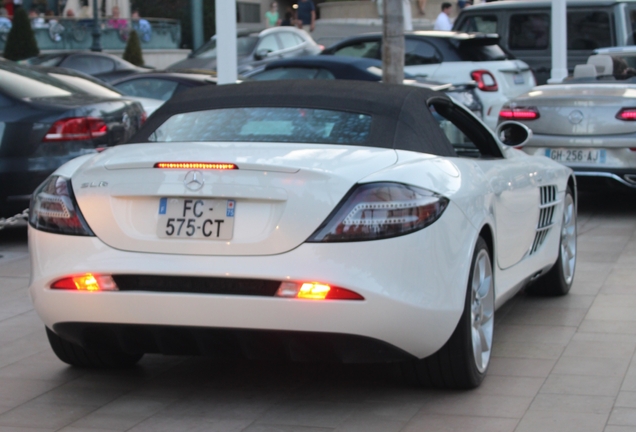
left=3, top=7, right=39, bottom=61
left=123, top=30, right=144, bottom=66
left=130, top=0, right=215, bottom=49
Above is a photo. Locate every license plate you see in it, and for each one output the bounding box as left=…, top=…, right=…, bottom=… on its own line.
left=546, top=148, right=606, bottom=164
left=513, top=73, right=525, bottom=85
left=157, top=198, right=235, bottom=239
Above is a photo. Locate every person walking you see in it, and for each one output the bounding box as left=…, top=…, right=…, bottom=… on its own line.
left=433, top=2, right=453, bottom=31
left=296, top=0, right=315, bottom=32
left=265, top=2, right=280, bottom=28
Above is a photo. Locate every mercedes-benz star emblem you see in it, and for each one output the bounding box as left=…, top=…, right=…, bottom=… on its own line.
left=568, top=110, right=584, bottom=125
left=184, top=171, right=204, bottom=191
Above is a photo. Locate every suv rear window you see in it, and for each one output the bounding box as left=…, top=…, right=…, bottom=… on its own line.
left=509, top=14, right=549, bottom=50
left=568, top=11, right=611, bottom=50
left=456, top=15, right=498, bottom=33
left=148, top=107, right=372, bottom=144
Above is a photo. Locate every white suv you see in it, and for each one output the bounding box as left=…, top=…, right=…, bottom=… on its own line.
left=323, top=31, right=536, bottom=130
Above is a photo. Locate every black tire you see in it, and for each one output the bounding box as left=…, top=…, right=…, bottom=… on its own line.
left=526, top=186, right=577, bottom=296
left=46, top=327, right=143, bottom=368
left=402, top=237, right=494, bottom=389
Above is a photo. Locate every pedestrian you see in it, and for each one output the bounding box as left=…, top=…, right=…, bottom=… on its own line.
left=108, top=6, right=127, bottom=30
left=65, top=8, right=74, bottom=17
left=296, top=0, right=315, bottom=32
left=0, top=7, right=11, bottom=29
left=132, top=9, right=152, bottom=42
left=29, top=7, right=47, bottom=28
left=280, top=8, right=295, bottom=26
left=417, top=0, right=426, bottom=15
left=433, top=2, right=453, bottom=31
left=265, top=2, right=280, bottom=28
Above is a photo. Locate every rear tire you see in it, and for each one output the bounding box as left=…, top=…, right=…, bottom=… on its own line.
left=403, top=237, right=494, bottom=389
left=46, top=327, right=143, bottom=368
left=526, top=186, right=576, bottom=296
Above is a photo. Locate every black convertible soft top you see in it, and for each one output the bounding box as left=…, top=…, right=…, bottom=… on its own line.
left=129, top=80, right=457, bottom=157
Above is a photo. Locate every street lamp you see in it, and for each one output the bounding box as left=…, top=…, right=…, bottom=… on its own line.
left=90, top=0, right=102, bottom=52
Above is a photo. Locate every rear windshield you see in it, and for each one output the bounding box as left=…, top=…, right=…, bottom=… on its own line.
left=457, top=43, right=508, bottom=61
left=0, top=65, right=80, bottom=99
left=249, top=67, right=336, bottom=81
left=192, top=36, right=259, bottom=59
left=50, top=73, right=123, bottom=98
left=148, top=107, right=372, bottom=144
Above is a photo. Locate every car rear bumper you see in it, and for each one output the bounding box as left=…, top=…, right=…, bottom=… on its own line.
left=28, top=202, right=477, bottom=360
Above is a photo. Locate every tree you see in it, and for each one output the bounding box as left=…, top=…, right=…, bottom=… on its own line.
left=123, top=30, right=144, bottom=66
left=4, top=8, right=39, bottom=61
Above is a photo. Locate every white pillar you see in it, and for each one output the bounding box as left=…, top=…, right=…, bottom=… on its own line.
left=215, top=0, right=238, bottom=85
left=548, top=0, right=568, bottom=83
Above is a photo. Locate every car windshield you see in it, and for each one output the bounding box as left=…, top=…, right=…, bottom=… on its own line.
left=49, top=73, right=123, bottom=98
left=192, top=36, right=259, bottom=59
left=0, top=65, right=80, bottom=99
left=148, top=107, right=372, bottom=144
left=23, top=54, right=65, bottom=67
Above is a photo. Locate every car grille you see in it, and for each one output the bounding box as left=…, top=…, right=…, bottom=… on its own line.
left=529, top=185, right=558, bottom=255
left=111, top=275, right=281, bottom=296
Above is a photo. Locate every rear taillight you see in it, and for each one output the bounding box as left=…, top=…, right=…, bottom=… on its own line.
left=499, top=106, right=540, bottom=120
left=471, top=70, right=498, bottom=92
left=51, top=273, right=118, bottom=291
left=275, top=281, right=363, bottom=300
left=616, top=108, right=636, bottom=121
left=43, top=117, right=107, bottom=142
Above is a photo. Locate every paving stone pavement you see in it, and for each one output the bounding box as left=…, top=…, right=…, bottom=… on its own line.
left=0, top=189, right=635, bottom=432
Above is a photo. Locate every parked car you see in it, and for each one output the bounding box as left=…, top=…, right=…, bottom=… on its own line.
left=0, top=61, right=144, bottom=217
left=22, top=51, right=149, bottom=83
left=29, top=80, right=576, bottom=390
left=245, top=55, right=483, bottom=118
left=322, top=31, right=535, bottom=130
left=453, top=0, right=636, bottom=85
left=167, top=27, right=323, bottom=75
left=111, top=71, right=218, bottom=103
left=499, top=53, right=636, bottom=189
left=35, top=66, right=163, bottom=116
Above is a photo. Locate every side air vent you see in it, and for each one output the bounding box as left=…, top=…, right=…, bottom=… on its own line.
left=529, top=185, right=559, bottom=255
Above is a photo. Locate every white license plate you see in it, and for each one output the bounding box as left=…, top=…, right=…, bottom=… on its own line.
left=157, top=198, right=235, bottom=239
left=546, top=148, right=606, bottom=164
left=513, top=73, right=525, bottom=85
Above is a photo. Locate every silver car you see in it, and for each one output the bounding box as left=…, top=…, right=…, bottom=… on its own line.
left=500, top=52, right=636, bottom=189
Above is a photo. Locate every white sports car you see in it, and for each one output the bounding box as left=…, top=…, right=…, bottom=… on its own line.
left=28, top=81, right=577, bottom=389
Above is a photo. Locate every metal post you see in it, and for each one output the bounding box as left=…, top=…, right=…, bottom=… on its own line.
left=90, top=0, right=102, bottom=52
left=191, top=0, right=204, bottom=51
left=215, top=0, right=237, bottom=85
left=548, top=0, right=568, bottom=83
left=382, top=0, right=404, bottom=84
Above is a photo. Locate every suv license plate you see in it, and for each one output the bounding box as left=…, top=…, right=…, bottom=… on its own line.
left=157, top=198, right=235, bottom=239
left=546, top=149, right=606, bottom=164
left=513, top=73, right=525, bottom=84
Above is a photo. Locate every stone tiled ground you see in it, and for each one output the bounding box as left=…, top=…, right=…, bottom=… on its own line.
left=0, top=189, right=635, bottom=432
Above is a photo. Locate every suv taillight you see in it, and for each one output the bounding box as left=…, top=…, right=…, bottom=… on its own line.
left=471, top=70, right=498, bottom=92
left=43, top=117, right=108, bottom=142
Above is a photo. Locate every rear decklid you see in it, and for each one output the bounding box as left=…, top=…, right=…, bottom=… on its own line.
left=511, top=84, right=636, bottom=136
left=72, top=142, right=398, bottom=256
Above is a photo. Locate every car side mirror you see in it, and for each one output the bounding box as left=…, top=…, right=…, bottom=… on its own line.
left=496, top=121, right=533, bottom=148
left=254, top=48, right=271, bottom=60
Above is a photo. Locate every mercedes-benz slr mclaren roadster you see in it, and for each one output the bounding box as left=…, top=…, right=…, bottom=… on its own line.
left=28, top=81, right=577, bottom=389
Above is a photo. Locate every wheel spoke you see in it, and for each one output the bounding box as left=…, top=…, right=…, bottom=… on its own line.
left=478, top=326, right=490, bottom=352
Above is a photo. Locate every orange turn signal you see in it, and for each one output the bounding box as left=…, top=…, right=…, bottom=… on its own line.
left=51, top=274, right=118, bottom=291
left=154, top=162, right=238, bottom=170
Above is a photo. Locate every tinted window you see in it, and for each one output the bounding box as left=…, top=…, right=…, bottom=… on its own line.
left=429, top=104, right=479, bottom=157
left=278, top=31, right=301, bottom=49
left=50, top=73, right=123, bottom=98
left=509, top=14, right=549, bottom=50
left=457, top=15, right=498, bottom=33
left=457, top=44, right=508, bottom=61
left=568, top=11, right=611, bottom=50
left=63, top=55, right=116, bottom=75
left=114, top=78, right=179, bottom=101
left=333, top=41, right=381, bottom=59
left=148, top=108, right=372, bottom=145
left=257, top=34, right=280, bottom=53
left=250, top=67, right=335, bottom=81
left=0, top=66, right=76, bottom=99
left=404, top=39, right=440, bottom=65
left=193, top=36, right=259, bottom=59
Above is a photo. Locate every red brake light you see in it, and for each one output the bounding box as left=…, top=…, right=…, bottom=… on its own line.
left=43, top=117, right=108, bottom=142
left=471, top=70, right=498, bottom=92
left=51, top=273, right=118, bottom=291
left=154, top=162, right=238, bottom=170
left=616, top=108, right=636, bottom=121
left=499, top=106, right=540, bottom=120
left=275, top=282, right=364, bottom=300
